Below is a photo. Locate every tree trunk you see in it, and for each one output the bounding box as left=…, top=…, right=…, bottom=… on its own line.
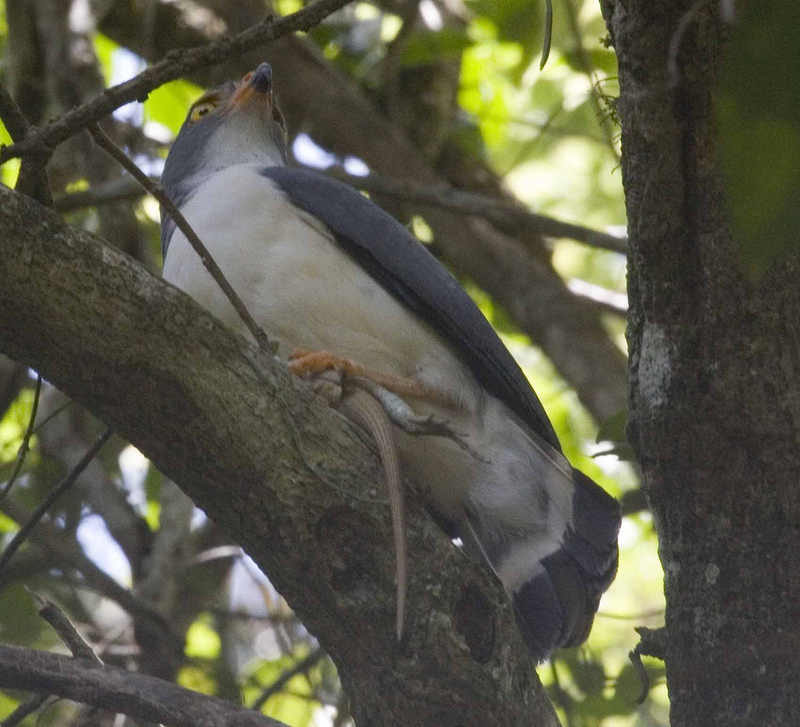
left=602, top=1, right=800, bottom=724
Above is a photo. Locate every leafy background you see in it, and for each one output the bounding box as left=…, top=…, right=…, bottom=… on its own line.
left=11, top=0, right=786, bottom=723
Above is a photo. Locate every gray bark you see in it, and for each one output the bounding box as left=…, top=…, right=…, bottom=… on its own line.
left=603, top=1, right=800, bottom=724
left=0, top=644, right=284, bottom=727
left=0, top=183, right=559, bottom=726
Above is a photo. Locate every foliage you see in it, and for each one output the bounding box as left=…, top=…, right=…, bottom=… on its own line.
left=0, top=0, right=663, bottom=725
left=716, top=3, right=800, bottom=274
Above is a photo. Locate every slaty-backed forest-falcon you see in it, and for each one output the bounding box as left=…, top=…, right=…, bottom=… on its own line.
left=160, top=62, right=620, bottom=661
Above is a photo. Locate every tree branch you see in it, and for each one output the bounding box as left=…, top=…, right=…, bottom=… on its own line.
left=0, top=79, right=51, bottom=203
left=87, top=123, right=273, bottom=352
left=251, top=649, right=325, bottom=711
left=0, top=180, right=558, bottom=725
left=0, top=0, right=353, bottom=165
left=0, top=430, right=112, bottom=574
left=328, top=169, right=627, bottom=254
left=52, top=178, right=148, bottom=212
left=0, top=82, right=31, bottom=143
left=0, top=645, right=285, bottom=727
left=52, top=171, right=627, bottom=254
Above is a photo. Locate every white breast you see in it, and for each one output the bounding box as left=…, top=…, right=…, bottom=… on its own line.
left=162, top=164, right=574, bottom=535
left=164, top=166, right=462, bottom=385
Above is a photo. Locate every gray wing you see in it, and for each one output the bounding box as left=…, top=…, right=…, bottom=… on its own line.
left=261, top=166, right=561, bottom=450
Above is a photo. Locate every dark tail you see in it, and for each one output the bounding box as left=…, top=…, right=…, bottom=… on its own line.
left=485, top=468, right=620, bottom=661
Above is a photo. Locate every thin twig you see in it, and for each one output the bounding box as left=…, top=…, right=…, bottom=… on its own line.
left=4, top=595, right=106, bottom=726
left=596, top=607, right=664, bottom=621
left=328, top=168, right=628, bottom=254
left=540, top=0, right=553, bottom=69
left=87, top=123, right=273, bottom=353
left=0, top=81, right=52, bottom=204
left=53, top=177, right=149, bottom=213
left=32, top=399, right=75, bottom=435
left=250, top=649, right=325, bottom=711
left=0, top=693, right=51, bottom=727
left=0, top=374, right=42, bottom=504
left=0, top=0, right=354, bottom=165
left=32, top=592, right=104, bottom=665
left=0, top=429, right=112, bottom=574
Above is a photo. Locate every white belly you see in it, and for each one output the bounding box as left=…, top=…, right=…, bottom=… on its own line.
left=164, top=168, right=459, bottom=383
left=162, top=165, right=573, bottom=534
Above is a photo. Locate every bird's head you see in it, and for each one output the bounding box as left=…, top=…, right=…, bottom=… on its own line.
left=161, top=63, right=289, bottom=207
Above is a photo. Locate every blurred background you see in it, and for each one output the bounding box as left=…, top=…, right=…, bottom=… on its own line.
left=0, top=0, right=666, bottom=724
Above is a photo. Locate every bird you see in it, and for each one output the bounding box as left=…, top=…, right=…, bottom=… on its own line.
left=160, top=62, right=620, bottom=661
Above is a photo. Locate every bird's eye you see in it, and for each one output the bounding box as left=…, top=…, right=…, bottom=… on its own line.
left=189, top=101, right=217, bottom=122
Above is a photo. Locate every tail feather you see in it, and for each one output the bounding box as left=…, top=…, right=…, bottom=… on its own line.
left=466, top=468, right=620, bottom=661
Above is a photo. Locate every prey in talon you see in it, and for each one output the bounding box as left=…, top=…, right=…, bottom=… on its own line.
left=304, top=366, right=481, bottom=640
left=307, top=369, right=410, bottom=639
left=161, top=62, right=620, bottom=659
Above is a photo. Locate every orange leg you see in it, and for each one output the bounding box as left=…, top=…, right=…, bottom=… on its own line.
left=288, top=348, right=454, bottom=408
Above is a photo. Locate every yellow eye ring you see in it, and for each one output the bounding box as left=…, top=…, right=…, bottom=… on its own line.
left=189, top=101, right=217, bottom=122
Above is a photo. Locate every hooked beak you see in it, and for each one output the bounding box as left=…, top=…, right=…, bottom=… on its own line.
left=231, top=63, right=274, bottom=110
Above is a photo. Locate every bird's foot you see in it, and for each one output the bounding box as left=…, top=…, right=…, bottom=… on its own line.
left=294, top=353, right=484, bottom=461
left=289, top=357, right=485, bottom=641
left=346, top=376, right=486, bottom=463
left=288, top=348, right=454, bottom=408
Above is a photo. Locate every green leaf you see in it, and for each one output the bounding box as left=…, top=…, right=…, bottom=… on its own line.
left=716, top=3, right=800, bottom=274
left=467, top=0, right=547, bottom=75
left=596, top=409, right=627, bottom=444
left=185, top=615, right=221, bottom=659
left=145, top=79, right=203, bottom=135
left=570, top=655, right=606, bottom=696
left=400, top=29, right=473, bottom=67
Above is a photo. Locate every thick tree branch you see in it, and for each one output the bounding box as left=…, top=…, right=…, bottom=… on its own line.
left=0, top=185, right=559, bottom=726
left=0, top=645, right=285, bottom=727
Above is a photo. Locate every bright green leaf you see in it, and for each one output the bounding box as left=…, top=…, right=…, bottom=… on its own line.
left=400, top=29, right=473, bottom=67
left=596, top=409, right=627, bottom=444
left=185, top=616, right=221, bottom=659
left=716, top=3, right=800, bottom=274
left=145, top=79, right=203, bottom=136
